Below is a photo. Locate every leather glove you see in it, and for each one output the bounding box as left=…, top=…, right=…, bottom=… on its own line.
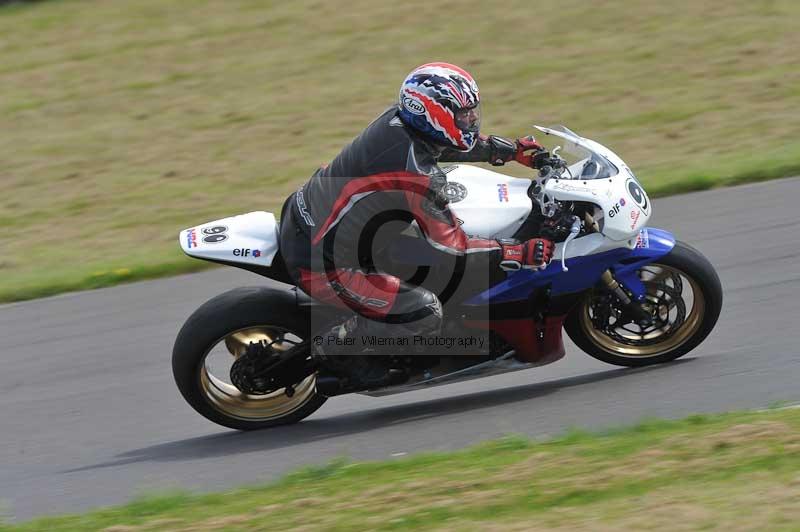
left=486, top=135, right=546, bottom=167
left=486, top=135, right=517, bottom=166
left=513, top=135, right=546, bottom=168
left=499, top=238, right=555, bottom=271
left=531, top=150, right=554, bottom=170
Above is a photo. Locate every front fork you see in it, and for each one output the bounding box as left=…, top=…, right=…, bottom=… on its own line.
left=599, top=269, right=652, bottom=325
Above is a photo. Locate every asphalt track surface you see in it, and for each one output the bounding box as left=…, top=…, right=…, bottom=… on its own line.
left=2, top=178, right=800, bottom=521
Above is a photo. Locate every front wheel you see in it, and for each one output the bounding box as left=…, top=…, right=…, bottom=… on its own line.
left=172, top=287, right=327, bottom=430
left=565, top=241, right=722, bottom=367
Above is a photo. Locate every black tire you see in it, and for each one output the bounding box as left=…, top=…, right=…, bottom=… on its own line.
left=564, top=241, right=723, bottom=367
left=172, top=286, right=326, bottom=430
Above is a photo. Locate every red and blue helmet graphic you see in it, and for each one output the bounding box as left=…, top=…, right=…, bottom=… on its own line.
left=398, top=63, right=481, bottom=151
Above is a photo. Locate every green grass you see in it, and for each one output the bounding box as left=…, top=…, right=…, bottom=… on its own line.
left=1, top=0, right=799, bottom=303
left=4, top=407, right=800, bottom=531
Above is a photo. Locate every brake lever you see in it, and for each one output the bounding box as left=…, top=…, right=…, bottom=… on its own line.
left=560, top=216, right=582, bottom=272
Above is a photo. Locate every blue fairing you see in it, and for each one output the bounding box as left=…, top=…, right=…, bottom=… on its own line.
left=465, top=228, right=676, bottom=305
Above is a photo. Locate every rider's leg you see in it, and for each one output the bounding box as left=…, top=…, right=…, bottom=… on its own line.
left=296, top=268, right=442, bottom=338
left=295, top=267, right=442, bottom=389
left=279, top=199, right=441, bottom=388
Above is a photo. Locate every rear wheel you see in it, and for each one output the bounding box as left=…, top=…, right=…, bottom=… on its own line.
left=172, top=288, right=326, bottom=430
left=565, top=241, right=722, bottom=367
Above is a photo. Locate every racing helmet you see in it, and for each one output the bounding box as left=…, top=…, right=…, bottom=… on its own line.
left=397, top=62, right=481, bottom=151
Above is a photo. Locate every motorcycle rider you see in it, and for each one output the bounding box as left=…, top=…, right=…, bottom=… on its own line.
left=279, top=63, right=555, bottom=387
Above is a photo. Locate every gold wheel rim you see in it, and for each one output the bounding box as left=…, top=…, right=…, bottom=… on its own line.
left=579, top=265, right=706, bottom=357
left=199, top=327, right=317, bottom=421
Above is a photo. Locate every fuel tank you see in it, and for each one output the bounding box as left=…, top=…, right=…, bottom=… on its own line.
left=443, top=164, right=533, bottom=239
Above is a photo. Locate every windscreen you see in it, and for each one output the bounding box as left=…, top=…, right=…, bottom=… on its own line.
left=535, top=125, right=619, bottom=180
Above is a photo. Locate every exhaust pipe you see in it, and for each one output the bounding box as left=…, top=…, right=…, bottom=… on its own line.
left=315, top=375, right=343, bottom=397
left=315, top=369, right=407, bottom=397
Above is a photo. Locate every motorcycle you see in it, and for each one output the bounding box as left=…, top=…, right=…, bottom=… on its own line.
left=172, top=125, right=722, bottom=430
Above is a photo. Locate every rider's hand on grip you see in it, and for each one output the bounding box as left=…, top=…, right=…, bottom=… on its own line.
left=532, top=150, right=554, bottom=170
left=514, top=135, right=546, bottom=168
left=500, top=238, right=555, bottom=271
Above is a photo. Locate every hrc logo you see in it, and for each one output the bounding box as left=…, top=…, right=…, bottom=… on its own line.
left=185, top=228, right=198, bottom=248
left=497, top=183, right=509, bottom=202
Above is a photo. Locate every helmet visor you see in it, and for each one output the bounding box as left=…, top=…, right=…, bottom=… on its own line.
left=454, top=103, right=481, bottom=133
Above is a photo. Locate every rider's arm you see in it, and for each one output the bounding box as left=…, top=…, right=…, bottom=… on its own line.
left=401, top=142, right=552, bottom=266
left=439, top=135, right=516, bottom=165
left=404, top=176, right=502, bottom=256
left=406, top=187, right=554, bottom=274
left=440, top=135, right=545, bottom=168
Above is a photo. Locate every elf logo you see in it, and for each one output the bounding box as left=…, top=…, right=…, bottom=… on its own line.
left=233, top=249, right=262, bottom=257
left=608, top=198, right=626, bottom=218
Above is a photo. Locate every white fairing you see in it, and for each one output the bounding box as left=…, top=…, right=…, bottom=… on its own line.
left=178, top=126, right=651, bottom=269
left=539, top=175, right=649, bottom=241
left=443, top=165, right=532, bottom=239
left=535, top=125, right=651, bottom=241
left=179, top=211, right=280, bottom=266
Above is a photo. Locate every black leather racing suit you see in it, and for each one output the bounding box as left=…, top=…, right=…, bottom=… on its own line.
left=280, top=106, right=517, bottom=336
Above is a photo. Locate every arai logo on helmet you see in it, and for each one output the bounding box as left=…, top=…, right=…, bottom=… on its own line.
left=402, top=95, right=426, bottom=115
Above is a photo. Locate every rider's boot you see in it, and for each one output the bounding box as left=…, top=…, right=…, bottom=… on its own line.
left=314, top=287, right=443, bottom=393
